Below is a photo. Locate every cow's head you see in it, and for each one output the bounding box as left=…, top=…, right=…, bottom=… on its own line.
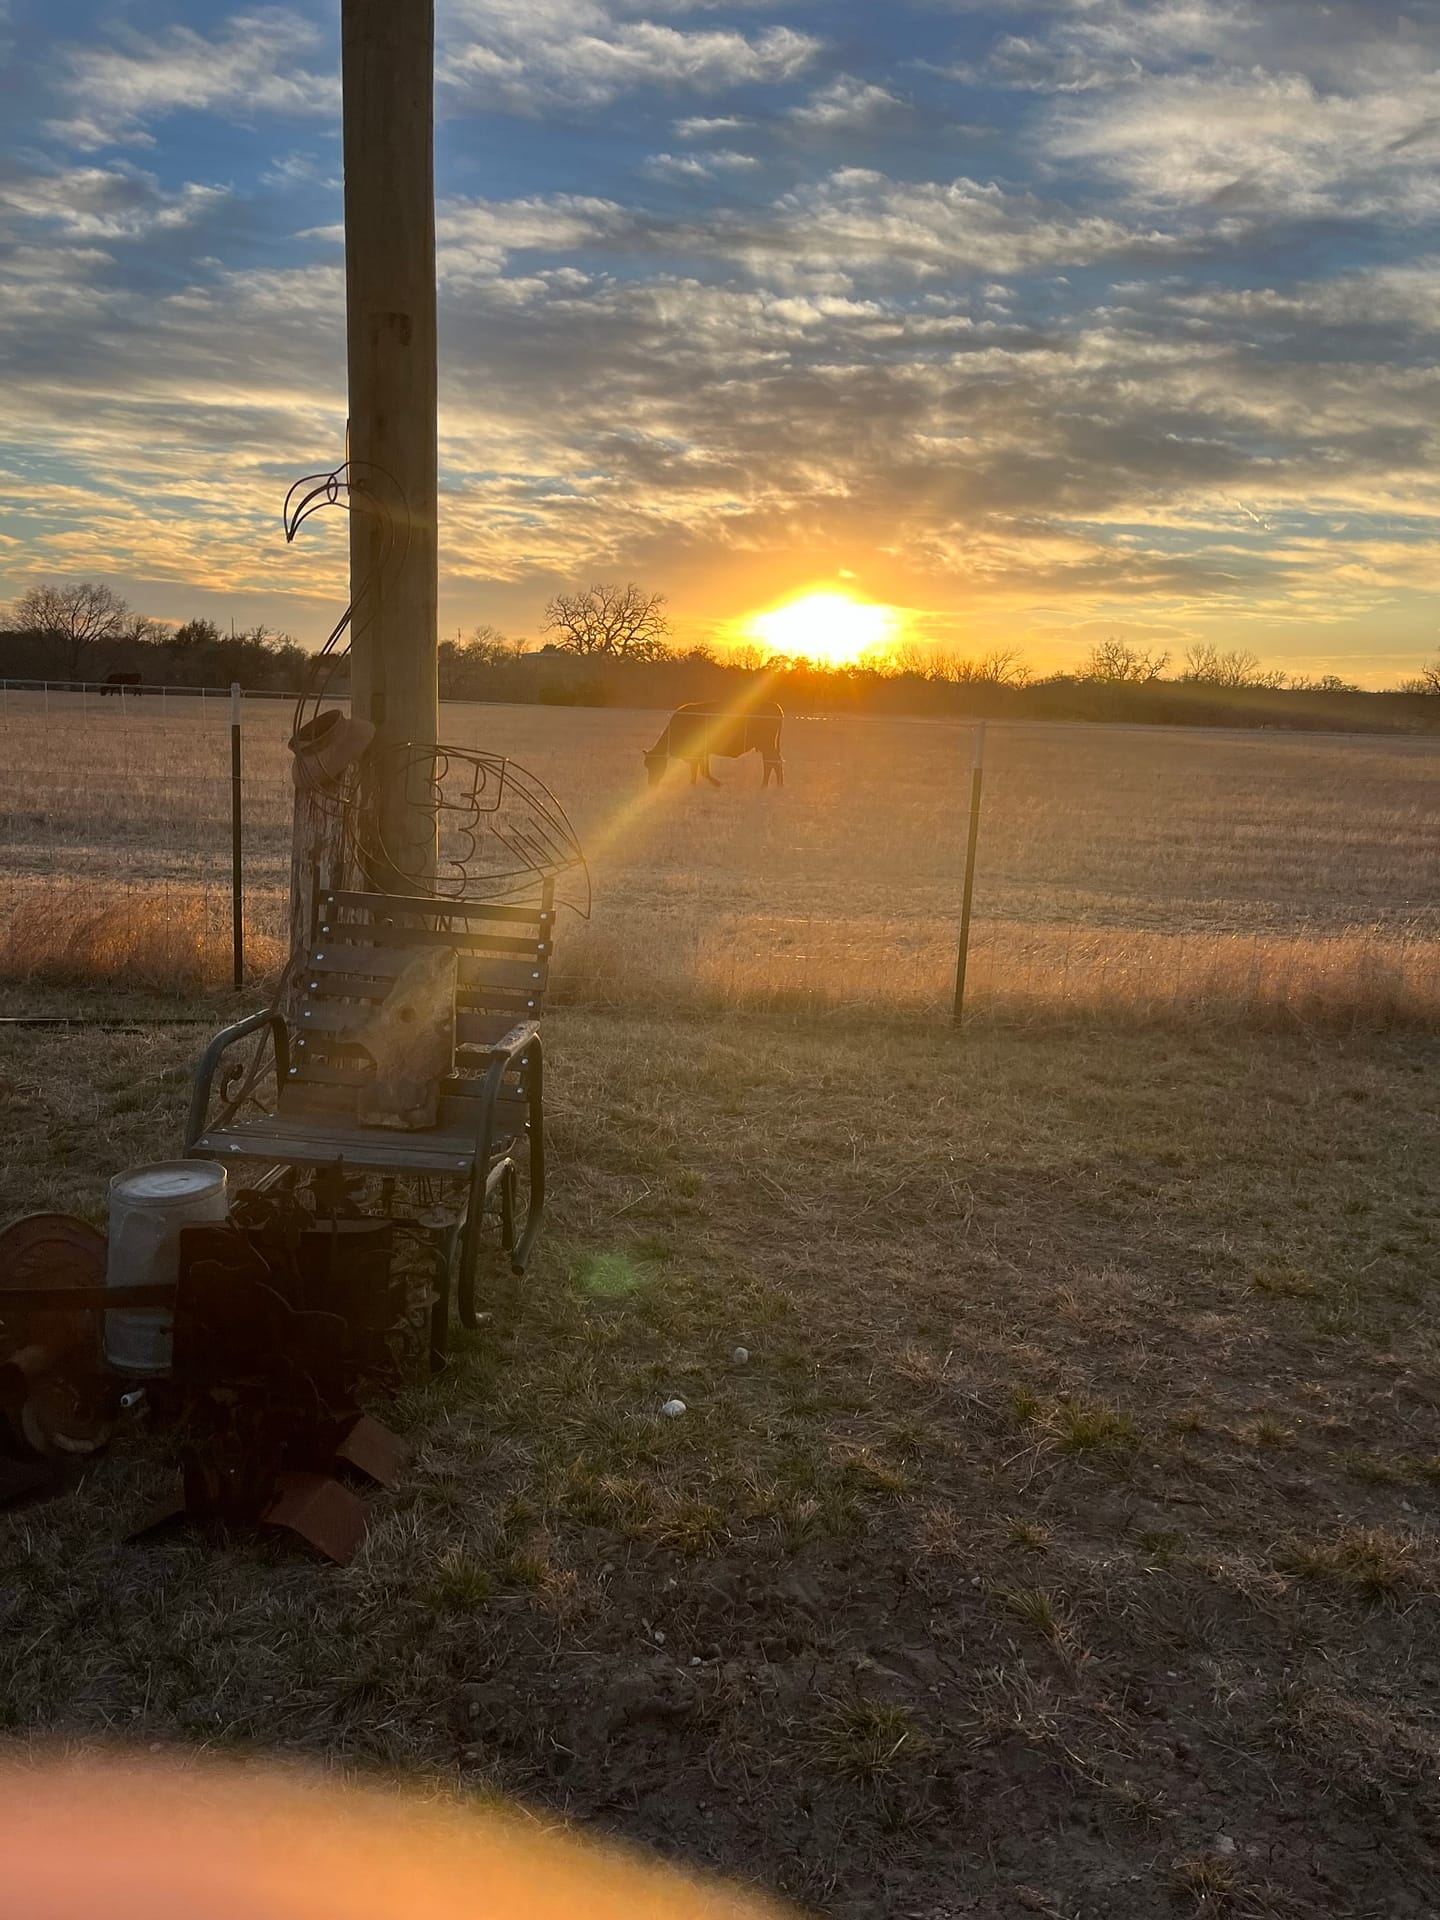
left=642, top=744, right=667, bottom=787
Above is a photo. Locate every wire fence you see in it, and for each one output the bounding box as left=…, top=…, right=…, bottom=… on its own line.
left=1, top=683, right=1437, bottom=1027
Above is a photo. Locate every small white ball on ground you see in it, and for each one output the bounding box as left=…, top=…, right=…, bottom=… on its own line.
left=732, top=1346, right=749, bottom=1365
left=661, top=1398, right=687, bottom=1418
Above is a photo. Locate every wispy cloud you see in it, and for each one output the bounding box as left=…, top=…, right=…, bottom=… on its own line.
left=0, top=166, right=230, bottom=241
left=643, top=148, right=760, bottom=180
left=788, top=76, right=909, bottom=131
left=439, top=3, right=821, bottom=115
left=47, top=9, right=335, bottom=149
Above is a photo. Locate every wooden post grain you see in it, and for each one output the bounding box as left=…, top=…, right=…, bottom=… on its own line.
left=342, top=0, right=439, bottom=894
left=283, top=711, right=375, bottom=1021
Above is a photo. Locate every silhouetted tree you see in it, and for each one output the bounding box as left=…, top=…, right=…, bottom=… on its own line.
left=1080, top=637, right=1170, bottom=684
left=9, top=580, right=134, bottom=678
left=1290, top=672, right=1360, bottom=693
left=1399, top=658, right=1440, bottom=695
left=1182, top=642, right=1287, bottom=690
left=544, top=582, right=671, bottom=660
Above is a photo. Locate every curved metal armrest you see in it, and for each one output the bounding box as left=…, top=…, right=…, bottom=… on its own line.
left=186, top=1007, right=290, bottom=1151
left=465, top=1027, right=545, bottom=1276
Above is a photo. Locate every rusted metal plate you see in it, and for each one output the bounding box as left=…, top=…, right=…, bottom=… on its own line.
left=331, top=1414, right=411, bottom=1489
left=0, top=1214, right=107, bottom=1359
left=263, top=1470, right=368, bottom=1564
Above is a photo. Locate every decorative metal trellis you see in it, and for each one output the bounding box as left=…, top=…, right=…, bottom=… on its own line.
left=282, top=456, right=590, bottom=917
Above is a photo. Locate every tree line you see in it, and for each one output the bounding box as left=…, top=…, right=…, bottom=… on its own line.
left=437, top=584, right=1440, bottom=734
left=0, top=582, right=307, bottom=690
left=4, top=578, right=1438, bottom=731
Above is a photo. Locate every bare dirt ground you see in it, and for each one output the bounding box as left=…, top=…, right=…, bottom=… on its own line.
left=3, top=1007, right=1438, bottom=1919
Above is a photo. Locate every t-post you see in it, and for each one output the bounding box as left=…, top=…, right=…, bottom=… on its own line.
left=951, top=720, right=987, bottom=1026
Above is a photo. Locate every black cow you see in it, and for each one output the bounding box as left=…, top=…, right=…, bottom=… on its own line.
left=100, top=671, right=142, bottom=696
left=643, top=702, right=784, bottom=788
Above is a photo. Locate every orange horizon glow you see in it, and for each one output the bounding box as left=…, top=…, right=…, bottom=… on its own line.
left=736, top=590, right=904, bottom=667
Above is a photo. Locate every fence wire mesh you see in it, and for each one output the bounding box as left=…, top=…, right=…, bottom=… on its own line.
left=1, top=686, right=1436, bottom=1025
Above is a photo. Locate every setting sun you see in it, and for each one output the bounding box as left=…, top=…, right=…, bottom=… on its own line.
left=743, top=591, right=902, bottom=667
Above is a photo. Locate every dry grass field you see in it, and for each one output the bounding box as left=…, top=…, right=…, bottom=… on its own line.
left=1, top=1009, right=1438, bottom=1918
left=1, top=693, right=1439, bottom=1912
left=1, top=690, right=1436, bottom=1022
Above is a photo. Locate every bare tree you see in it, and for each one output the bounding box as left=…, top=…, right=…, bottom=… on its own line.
left=1181, top=642, right=1287, bottom=690
left=9, top=580, right=134, bottom=679
left=1080, top=637, right=1170, bottom=684
left=543, top=582, right=671, bottom=660
left=1290, top=672, right=1359, bottom=693
left=1399, top=658, right=1440, bottom=696
left=966, top=646, right=1032, bottom=688
left=927, top=647, right=1032, bottom=687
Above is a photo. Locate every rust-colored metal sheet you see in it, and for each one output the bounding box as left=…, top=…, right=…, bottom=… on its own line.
left=330, top=1414, right=411, bottom=1490
left=0, top=1214, right=112, bottom=1460
left=263, top=1470, right=368, bottom=1564
left=0, top=1214, right=106, bottom=1358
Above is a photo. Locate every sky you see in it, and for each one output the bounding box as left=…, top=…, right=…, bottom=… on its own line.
left=3, top=1, right=1440, bottom=681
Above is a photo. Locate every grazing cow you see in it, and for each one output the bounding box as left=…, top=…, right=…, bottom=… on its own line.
left=643, top=702, right=784, bottom=788
left=100, top=671, right=142, bottom=696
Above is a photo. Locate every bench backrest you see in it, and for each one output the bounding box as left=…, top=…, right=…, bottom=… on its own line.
left=288, top=883, right=553, bottom=1096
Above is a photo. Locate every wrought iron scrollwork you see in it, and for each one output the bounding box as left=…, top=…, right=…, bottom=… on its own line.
left=281, top=457, right=590, bottom=915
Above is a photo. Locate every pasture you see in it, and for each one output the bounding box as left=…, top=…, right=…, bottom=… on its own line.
left=0, top=692, right=1436, bottom=1020
left=1, top=693, right=1438, bottom=1916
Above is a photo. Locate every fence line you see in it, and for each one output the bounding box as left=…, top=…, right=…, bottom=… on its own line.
left=1, top=692, right=1436, bottom=1025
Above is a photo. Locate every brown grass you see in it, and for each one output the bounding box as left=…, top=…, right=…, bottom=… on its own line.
left=1, top=692, right=1436, bottom=1021
left=0, top=893, right=284, bottom=991
left=0, top=1010, right=1437, bottom=1916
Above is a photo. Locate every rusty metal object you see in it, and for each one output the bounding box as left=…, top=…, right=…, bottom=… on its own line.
left=0, top=1193, right=415, bottom=1549
left=331, top=1413, right=409, bottom=1490
left=263, top=1472, right=369, bottom=1563
left=0, top=1214, right=105, bottom=1357
left=132, top=1205, right=412, bottom=1562
left=0, top=1214, right=113, bottom=1461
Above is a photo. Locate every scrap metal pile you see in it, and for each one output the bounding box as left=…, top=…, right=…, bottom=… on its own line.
left=0, top=1186, right=422, bottom=1561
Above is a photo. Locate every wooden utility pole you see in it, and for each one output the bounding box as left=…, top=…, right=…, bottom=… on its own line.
left=341, top=0, right=439, bottom=891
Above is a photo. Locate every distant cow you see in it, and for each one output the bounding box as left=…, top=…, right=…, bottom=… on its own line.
left=643, top=702, right=784, bottom=788
left=100, top=671, right=142, bottom=696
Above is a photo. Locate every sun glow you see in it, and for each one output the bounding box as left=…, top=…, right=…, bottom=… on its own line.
left=743, top=591, right=902, bottom=666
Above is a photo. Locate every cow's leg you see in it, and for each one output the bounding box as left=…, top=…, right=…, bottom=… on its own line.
left=703, top=756, right=720, bottom=786
left=690, top=759, right=699, bottom=785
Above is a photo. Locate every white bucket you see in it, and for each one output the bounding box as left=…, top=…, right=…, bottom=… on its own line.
left=104, top=1161, right=228, bottom=1376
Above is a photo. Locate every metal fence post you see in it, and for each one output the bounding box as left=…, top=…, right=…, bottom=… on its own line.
left=952, top=720, right=987, bottom=1027
left=230, top=683, right=245, bottom=989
